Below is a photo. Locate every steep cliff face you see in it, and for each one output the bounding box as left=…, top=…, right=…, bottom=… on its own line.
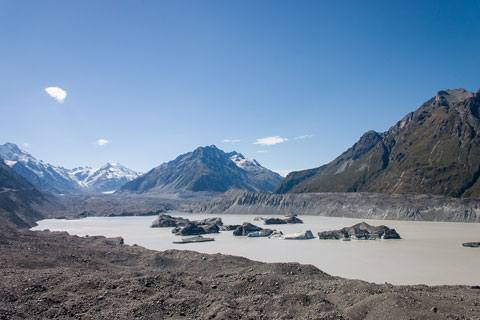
left=275, top=89, right=480, bottom=198
left=190, top=189, right=480, bottom=222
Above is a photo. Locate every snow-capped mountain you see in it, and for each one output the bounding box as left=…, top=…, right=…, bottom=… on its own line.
left=0, top=142, right=140, bottom=194
left=69, top=163, right=140, bottom=193
left=227, top=151, right=284, bottom=191
left=118, top=145, right=283, bottom=195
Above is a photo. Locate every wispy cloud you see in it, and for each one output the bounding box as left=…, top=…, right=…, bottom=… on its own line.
left=45, top=86, right=67, bottom=103
left=96, top=139, right=110, bottom=146
left=257, top=150, right=270, bottom=153
left=253, top=136, right=288, bottom=146
left=222, top=139, right=241, bottom=143
left=22, top=143, right=30, bottom=148
left=294, top=134, right=313, bottom=140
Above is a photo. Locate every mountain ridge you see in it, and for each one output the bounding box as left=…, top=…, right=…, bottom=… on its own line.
left=118, top=145, right=283, bottom=195
left=275, top=88, right=480, bottom=198
left=0, top=142, right=140, bottom=194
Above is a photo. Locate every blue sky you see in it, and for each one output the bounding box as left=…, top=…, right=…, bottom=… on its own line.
left=1, top=1, right=479, bottom=175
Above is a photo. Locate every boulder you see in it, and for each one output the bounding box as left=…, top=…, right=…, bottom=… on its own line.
left=151, top=214, right=189, bottom=228
left=317, top=222, right=401, bottom=240
left=247, top=229, right=274, bottom=237
left=233, top=223, right=263, bottom=236
left=284, top=230, right=314, bottom=240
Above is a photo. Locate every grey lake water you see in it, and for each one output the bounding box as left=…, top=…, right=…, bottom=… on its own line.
left=32, top=213, right=480, bottom=286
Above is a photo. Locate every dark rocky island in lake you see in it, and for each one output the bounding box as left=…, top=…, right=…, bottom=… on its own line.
left=318, top=222, right=401, bottom=240
left=263, top=215, right=304, bottom=225
left=150, top=214, right=223, bottom=236
left=462, top=242, right=480, bottom=248
left=151, top=214, right=190, bottom=228
left=232, top=222, right=263, bottom=236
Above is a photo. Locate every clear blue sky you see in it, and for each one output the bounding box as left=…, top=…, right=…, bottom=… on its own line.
left=1, top=1, right=479, bottom=175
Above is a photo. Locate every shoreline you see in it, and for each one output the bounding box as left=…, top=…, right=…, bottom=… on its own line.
left=32, top=213, right=480, bottom=287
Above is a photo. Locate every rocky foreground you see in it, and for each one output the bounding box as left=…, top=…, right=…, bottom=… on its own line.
left=1, top=226, right=480, bottom=320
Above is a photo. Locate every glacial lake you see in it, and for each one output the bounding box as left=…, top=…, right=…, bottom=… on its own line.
left=32, top=213, right=480, bottom=286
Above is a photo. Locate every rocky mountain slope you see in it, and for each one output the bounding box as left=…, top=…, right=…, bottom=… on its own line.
left=0, top=157, right=60, bottom=227
left=118, top=145, right=282, bottom=195
left=275, top=89, right=480, bottom=198
left=190, top=189, right=480, bottom=222
left=0, top=142, right=140, bottom=194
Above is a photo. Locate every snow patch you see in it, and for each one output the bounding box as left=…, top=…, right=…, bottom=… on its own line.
left=4, top=160, right=17, bottom=167
left=229, top=153, right=262, bottom=171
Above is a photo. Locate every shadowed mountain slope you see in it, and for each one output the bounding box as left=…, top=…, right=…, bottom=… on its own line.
left=276, top=89, right=480, bottom=198
left=0, top=157, right=60, bottom=228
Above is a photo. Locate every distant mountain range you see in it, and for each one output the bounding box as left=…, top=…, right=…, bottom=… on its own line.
left=5, top=87, right=479, bottom=199
left=118, top=145, right=283, bottom=195
left=275, top=88, right=480, bottom=198
left=0, top=143, right=140, bottom=194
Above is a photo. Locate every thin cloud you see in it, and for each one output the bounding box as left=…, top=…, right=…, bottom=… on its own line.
left=45, top=86, right=67, bottom=103
left=22, top=143, right=30, bottom=148
left=222, top=139, right=241, bottom=143
left=96, top=139, right=110, bottom=146
left=294, top=134, right=313, bottom=140
left=257, top=150, right=270, bottom=153
left=253, top=136, right=288, bottom=146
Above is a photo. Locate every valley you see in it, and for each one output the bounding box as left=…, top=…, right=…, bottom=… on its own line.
left=2, top=89, right=480, bottom=319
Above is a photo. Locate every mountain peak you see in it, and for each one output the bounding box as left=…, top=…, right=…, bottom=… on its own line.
left=119, top=145, right=282, bottom=194
left=434, top=88, right=473, bottom=106
left=4, top=142, right=21, bottom=150
left=196, top=145, right=219, bottom=151
left=0, top=142, right=30, bottom=159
